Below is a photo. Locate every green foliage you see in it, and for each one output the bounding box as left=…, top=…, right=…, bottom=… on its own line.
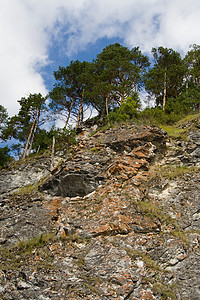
left=1, top=42, right=200, bottom=156
left=1, top=93, right=47, bottom=161
left=144, top=46, right=186, bottom=109
left=120, top=92, right=141, bottom=116
left=31, top=126, right=76, bottom=153
left=184, top=44, right=200, bottom=88
left=104, top=92, right=141, bottom=125
left=49, top=60, right=93, bottom=128
left=51, top=126, right=77, bottom=151
left=3, top=93, right=47, bottom=141
left=0, top=104, right=8, bottom=138
left=160, top=125, right=187, bottom=139
left=140, top=107, right=182, bottom=125
left=49, top=43, right=149, bottom=124
left=0, top=146, right=12, bottom=168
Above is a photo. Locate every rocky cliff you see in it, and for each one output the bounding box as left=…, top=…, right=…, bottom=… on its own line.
left=0, top=116, right=199, bottom=300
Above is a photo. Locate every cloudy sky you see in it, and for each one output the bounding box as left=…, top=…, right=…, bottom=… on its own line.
left=0, top=0, right=200, bottom=116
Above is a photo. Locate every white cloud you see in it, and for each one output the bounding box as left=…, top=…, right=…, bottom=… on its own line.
left=0, top=0, right=200, bottom=116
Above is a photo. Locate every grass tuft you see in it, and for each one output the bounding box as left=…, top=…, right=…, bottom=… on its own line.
left=157, top=164, right=199, bottom=180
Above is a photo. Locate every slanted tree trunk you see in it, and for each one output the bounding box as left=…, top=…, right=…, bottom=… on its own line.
left=22, top=108, right=38, bottom=160
left=99, top=101, right=106, bottom=121
left=76, top=87, right=84, bottom=130
left=64, top=98, right=74, bottom=129
left=28, top=109, right=40, bottom=156
left=163, top=67, right=167, bottom=111
left=80, top=106, right=84, bottom=125
left=105, top=78, right=113, bottom=116
left=50, top=136, right=55, bottom=171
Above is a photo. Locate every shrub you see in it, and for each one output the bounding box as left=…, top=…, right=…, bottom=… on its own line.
left=33, top=126, right=77, bottom=153
left=0, top=146, right=12, bottom=168
left=140, top=107, right=182, bottom=125
left=105, top=92, right=141, bottom=125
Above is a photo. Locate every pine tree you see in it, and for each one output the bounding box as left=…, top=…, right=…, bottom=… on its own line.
left=49, top=60, right=93, bottom=129
left=144, top=47, right=185, bottom=110
left=2, top=93, right=47, bottom=159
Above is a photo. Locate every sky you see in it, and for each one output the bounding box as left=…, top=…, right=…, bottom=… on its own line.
left=0, top=0, right=200, bottom=117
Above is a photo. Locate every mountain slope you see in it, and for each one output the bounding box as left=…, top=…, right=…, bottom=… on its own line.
left=0, top=117, right=199, bottom=299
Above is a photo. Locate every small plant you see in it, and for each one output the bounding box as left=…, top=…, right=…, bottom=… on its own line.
left=152, top=282, right=177, bottom=300
left=0, top=232, right=55, bottom=271
left=133, top=199, right=178, bottom=229
left=157, top=164, right=199, bottom=180
left=171, top=231, right=189, bottom=247
left=126, top=248, right=163, bottom=271
left=90, top=147, right=99, bottom=152
left=160, top=125, right=188, bottom=140
left=16, top=233, right=55, bottom=253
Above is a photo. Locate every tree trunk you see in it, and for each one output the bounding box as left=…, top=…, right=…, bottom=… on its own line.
left=105, top=94, right=109, bottom=116
left=64, top=98, right=74, bottom=129
left=121, top=91, right=125, bottom=105
left=99, top=102, right=106, bottom=121
left=22, top=108, right=38, bottom=160
left=36, top=145, right=40, bottom=154
left=76, top=87, right=84, bottom=130
left=163, top=67, right=167, bottom=111
left=50, top=136, right=55, bottom=171
left=28, top=109, right=40, bottom=156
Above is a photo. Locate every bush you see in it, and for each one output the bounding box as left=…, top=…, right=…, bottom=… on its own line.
left=0, top=146, right=12, bottom=168
left=32, top=126, right=77, bottom=153
left=105, top=92, right=141, bottom=125
left=140, top=107, right=182, bottom=125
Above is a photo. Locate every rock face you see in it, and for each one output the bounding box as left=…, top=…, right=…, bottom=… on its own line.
left=0, top=120, right=200, bottom=300
left=0, top=155, right=61, bottom=197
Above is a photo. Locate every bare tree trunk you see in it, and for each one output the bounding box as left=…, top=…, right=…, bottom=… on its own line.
left=28, top=109, right=40, bottom=156
left=64, top=98, right=74, bottom=129
left=121, top=91, right=125, bottom=105
left=105, top=94, right=109, bottom=116
left=22, top=108, right=38, bottom=160
left=76, top=87, right=84, bottom=130
left=50, top=136, right=55, bottom=171
left=36, top=145, right=40, bottom=154
left=163, top=67, right=167, bottom=111
left=99, top=101, right=106, bottom=121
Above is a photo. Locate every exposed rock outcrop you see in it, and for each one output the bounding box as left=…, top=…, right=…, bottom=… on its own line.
left=0, top=120, right=199, bottom=299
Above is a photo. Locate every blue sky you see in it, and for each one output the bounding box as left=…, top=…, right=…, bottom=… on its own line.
left=0, top=0, right=200, bottom=117
left=42, top=36, right=124, bottom=92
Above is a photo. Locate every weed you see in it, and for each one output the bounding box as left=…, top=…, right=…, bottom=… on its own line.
left=171, top=231, right=189, bottom=247
left=152, top=282, right=177, bottom=300
left=90, top=147, right=99, bottom=152
left=75, top=257, right=85, bottom=267
left=16, top=232, right=55, bottom=252
left=177, top=112, right=200, bottom=126
left=13, top=174, right=49, bottom=196
left=60, top=233, right=90, bottom=244
left=0, top=232, right=55, bottom=271
left=126, top=249, right=163, bottom=272
left=160, top=125, right=188, bottom=140
left=157, top=164, right=199, bottom=180
left=134, top=199, right=179, bottom=229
